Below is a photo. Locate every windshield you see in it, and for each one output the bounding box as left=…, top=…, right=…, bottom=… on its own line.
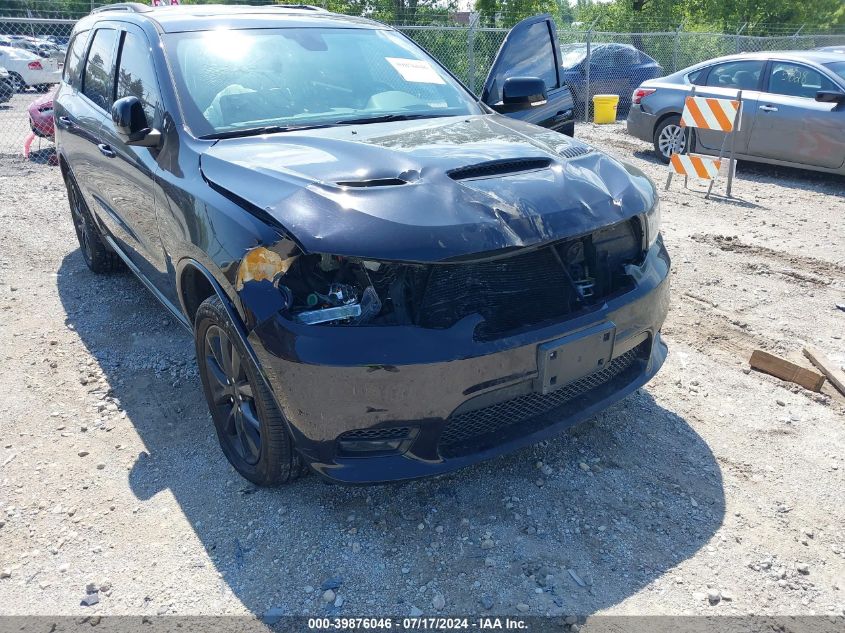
left=559, top=44, right=586, bottom=68
left=825, top=61, right=845, bottom=83
left=164, top=27, right=482, bottom=137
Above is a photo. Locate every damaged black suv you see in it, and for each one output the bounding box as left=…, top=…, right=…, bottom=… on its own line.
left=55, top=3, right=670, bottom=486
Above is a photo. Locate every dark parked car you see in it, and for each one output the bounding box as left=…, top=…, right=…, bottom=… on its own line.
left=0, top=66, right=13, bottom=103
left=627, top=51, right=845, bottom=174
left=56, top=3, right=669, bottom=486
left=559, top=43, right=663, bottom=116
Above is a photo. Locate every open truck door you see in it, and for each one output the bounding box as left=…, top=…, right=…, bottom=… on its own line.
left=481, top=14, right=575, bottom=136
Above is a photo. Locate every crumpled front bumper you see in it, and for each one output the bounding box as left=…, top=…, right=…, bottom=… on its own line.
left=249, top=239, right=671, bottom=484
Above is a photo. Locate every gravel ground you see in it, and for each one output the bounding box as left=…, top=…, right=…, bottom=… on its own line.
left=0, top=112, right=844, bottom=620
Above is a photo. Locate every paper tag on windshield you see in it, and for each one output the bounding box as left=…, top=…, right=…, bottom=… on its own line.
left=386, top=57, right=445, bottom=85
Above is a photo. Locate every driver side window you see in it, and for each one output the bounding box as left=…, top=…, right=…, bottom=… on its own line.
left=489, top=19, right=558, bottom=101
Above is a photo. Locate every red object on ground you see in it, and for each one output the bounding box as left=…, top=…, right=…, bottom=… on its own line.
left=23, top=131, right=36, bottom=159
left=28, top=89, right=55, bottom=139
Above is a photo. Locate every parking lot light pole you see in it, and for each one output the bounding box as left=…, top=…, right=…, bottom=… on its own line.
left=672, top=23, right=683, bottom=73
left=583, top=18, right=598, bottom=124
left=734, top=22, right=747, bottom=54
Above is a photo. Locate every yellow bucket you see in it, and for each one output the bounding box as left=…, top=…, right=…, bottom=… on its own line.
left=592, top=94, right=620, bottom=124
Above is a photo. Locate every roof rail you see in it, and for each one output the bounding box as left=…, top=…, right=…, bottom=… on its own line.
left=91, top=3, right=151, bottom=14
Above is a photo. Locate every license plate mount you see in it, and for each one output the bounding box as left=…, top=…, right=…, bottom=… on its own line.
left=535, top=322, right=616, bottom=395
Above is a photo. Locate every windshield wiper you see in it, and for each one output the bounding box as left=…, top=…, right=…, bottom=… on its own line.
left=201, top=114, right=454, bottom=140
left=199, top=124, right=333, bottom=140
left=333, top=113, right=453, bottom=126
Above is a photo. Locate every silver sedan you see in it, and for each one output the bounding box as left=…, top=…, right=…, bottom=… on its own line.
left=626, top=51, right=845, bottom=175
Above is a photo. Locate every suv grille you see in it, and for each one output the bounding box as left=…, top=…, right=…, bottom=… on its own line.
left=418, top=247, right=577, bottom=339
left=439, top=341, right=649, bottom=457
left=416, top=220, right=641, bottom=340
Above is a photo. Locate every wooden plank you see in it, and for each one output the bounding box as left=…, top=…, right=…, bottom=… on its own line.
left=749, top=350, right=825, bottom=392
left=803, top=347, right=845, bottom=397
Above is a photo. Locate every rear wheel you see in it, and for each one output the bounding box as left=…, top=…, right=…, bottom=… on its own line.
left=65, top=174, right=123, bottom=274
left=0, top=79, right=13, bottom=101
left=653, top=115, right=686, bottom=164
left=195, top=295, right=303, bottom=486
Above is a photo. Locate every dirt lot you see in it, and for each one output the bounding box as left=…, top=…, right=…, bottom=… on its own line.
left=0, top=106, right=844, bottom=620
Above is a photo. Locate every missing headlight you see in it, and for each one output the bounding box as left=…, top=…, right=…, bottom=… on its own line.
left=279, top=254, right=389, bottom=326
left=236, top=245, right=418, bottom=327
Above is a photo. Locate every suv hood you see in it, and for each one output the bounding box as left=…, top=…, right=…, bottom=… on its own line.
left=200, top=115, right=656, bottom=262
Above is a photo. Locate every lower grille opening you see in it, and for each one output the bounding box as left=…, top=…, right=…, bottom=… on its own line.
left=337, top=426, right=415, bottom=457
left=439, top=340, right=650, bottom=458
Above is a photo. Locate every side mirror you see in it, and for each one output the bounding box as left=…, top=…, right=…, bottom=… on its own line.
left=496, top=77, right=548, bottom=113
left=111, top=96, right=161, bottom=147
left=815, top=90, right=845, bottom=104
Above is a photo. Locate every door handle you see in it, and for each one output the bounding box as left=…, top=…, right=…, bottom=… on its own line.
left=759, top=105, right=778, bottom=112
left=58, top=116, right=74, bottom=127
left=97, top=144, right=116, bottom=158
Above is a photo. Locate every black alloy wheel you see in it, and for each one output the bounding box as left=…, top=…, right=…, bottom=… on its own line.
left=194, top=295, right=303, bottom=486
left=69, top=183, right=93, bottom=264
left=202, top=324, right=262, bottom=465
left=65, top=174, right=122, bottom=274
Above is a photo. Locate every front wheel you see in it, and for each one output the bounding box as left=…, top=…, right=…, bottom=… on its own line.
left=195, top=295, right=303, bottom=486
left=653, top=115, right=686, bottom=164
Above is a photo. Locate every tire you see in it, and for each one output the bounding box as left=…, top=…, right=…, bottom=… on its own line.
left=195, top=295, right=303, bottom=486
left=64, top=173, right=123, bottom=274
left=9, top=73, right=25, bottom=93
left=0, top=79, right=12, bottom=102
left=653, top=114, right=687, bottom=164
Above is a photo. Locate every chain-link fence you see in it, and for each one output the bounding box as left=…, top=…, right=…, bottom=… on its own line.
left=2, top=13, right=845, bottom=160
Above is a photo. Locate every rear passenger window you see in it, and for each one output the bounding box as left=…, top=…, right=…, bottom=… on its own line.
left=115, top=30, right=163, bottom=127
left=613, top=47, right=640, bottom=66
left=63, top=30, right=89, bottom=89
left=687, top=68, right=707, bottom=85
left=705, top=60, right=764, bottom=90
left=82, top=28, right=119, bottom=110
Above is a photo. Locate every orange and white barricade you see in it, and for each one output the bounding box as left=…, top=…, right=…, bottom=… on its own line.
left=669, top=153, right=721, bottom=180
left=666, top=87, right=743, bottom=198
left=680, top=96, right=740, bottom=133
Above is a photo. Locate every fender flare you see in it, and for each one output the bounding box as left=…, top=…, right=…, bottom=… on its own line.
left=175, top=258, right=273, bottom=394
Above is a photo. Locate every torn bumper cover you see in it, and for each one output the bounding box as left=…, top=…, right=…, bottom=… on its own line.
left=246, top=239, right=670, bottom=484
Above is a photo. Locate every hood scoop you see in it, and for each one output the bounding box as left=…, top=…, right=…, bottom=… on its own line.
left=336, top=177, right=409, bottom=188
left=559, top=145, right=591, bottom=160
left=447, top=158, right=552, bottom=181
